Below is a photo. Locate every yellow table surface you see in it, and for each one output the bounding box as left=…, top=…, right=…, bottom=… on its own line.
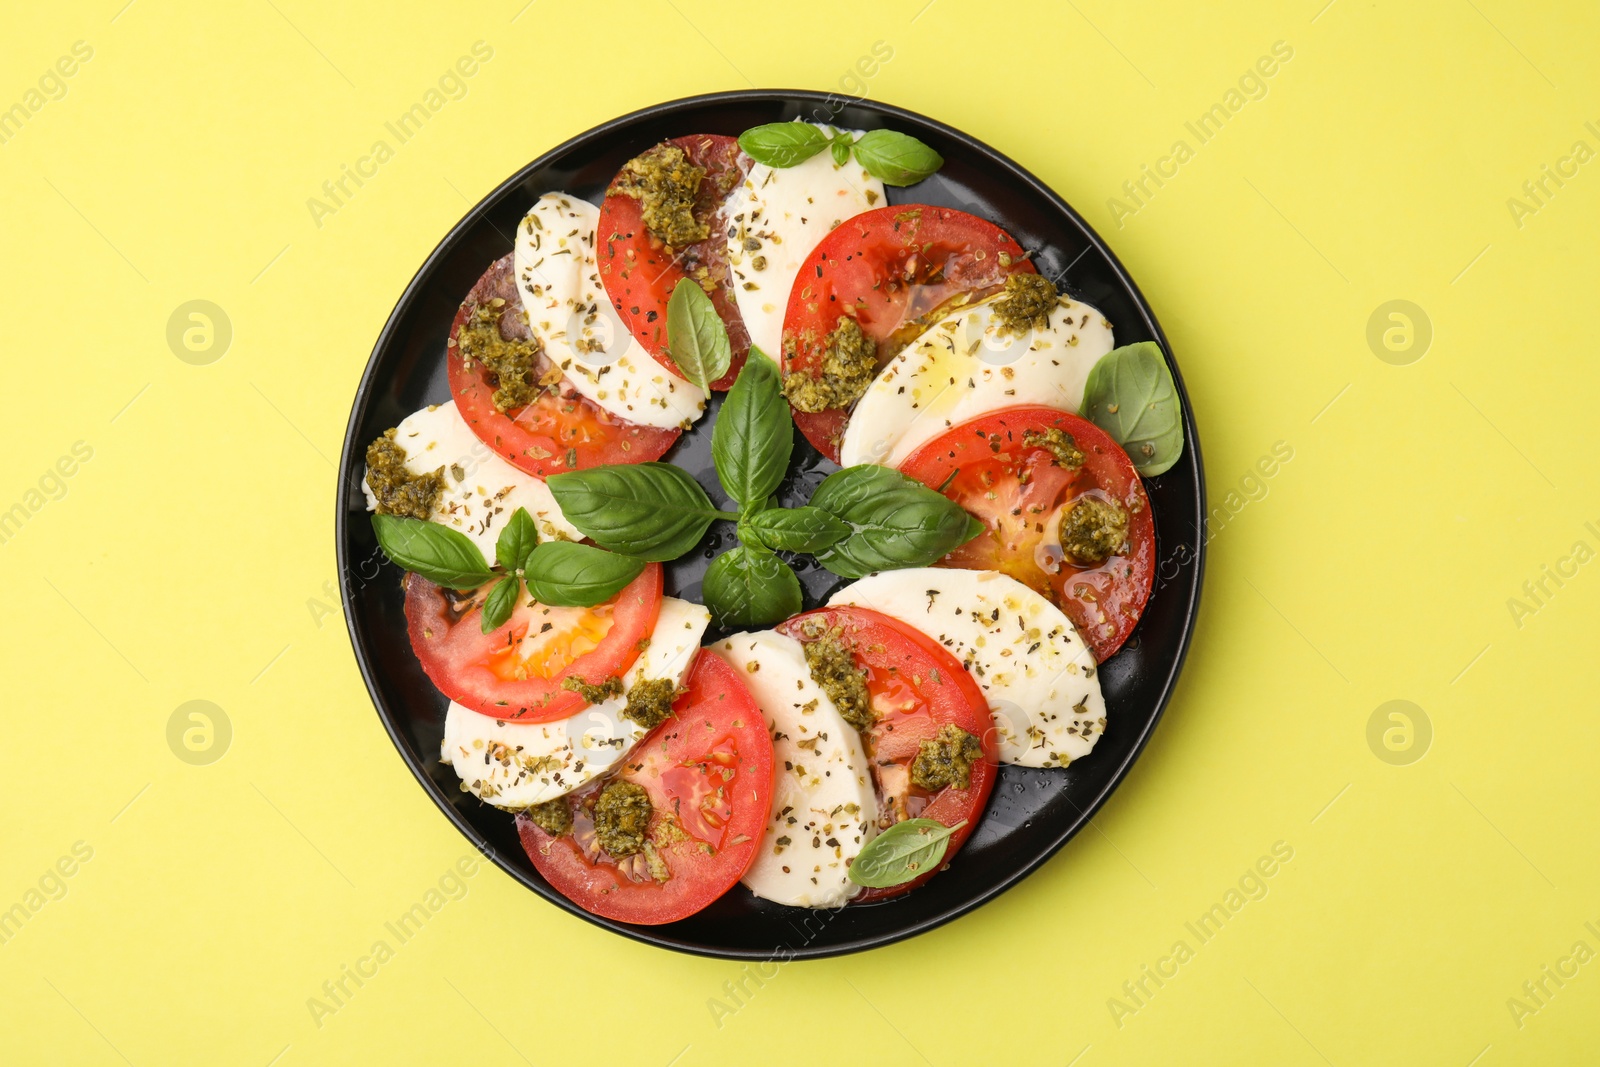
left=4, top=1, right=1596, bottom=1063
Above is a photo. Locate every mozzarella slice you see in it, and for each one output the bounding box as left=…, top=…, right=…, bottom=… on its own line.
left=711, top=630, right=878, bottom=908
left=836, top=292, right=1115, bottom=469
left=362, top=401, right=579, bottom=559
left=725, top=126, right=885, bottom=359
left=514, top=192, right=706, bottom=429
left=441, top=598, right=710, bottom=809
left=829, top=569, right=1106, bottom=767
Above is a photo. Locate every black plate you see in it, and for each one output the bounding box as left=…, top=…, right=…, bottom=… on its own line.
left=337, top=90, right=1205, bottom=959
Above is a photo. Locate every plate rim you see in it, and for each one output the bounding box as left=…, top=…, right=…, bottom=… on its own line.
left=336, top=88, right=1207, bottom=960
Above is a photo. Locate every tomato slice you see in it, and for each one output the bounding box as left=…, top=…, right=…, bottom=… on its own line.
left=780, top=205, right=1036, bottom=460
left=595, top=134, right=752, bottom=391
left=775, top=606, right=996, bottom=902
left=516, top=651, right=774, bottom=925
left=403, top=563, right=663, bottom=722
left=448, top=254, right=681, bottom=476
left=898, top=406, right=1155, bottom=662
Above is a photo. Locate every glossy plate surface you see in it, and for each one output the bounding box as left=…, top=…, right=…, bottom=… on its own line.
left=337, top=90, right=1206, bottom=959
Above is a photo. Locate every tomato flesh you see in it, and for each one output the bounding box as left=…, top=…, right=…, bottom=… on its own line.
left=780, top=205, right=1036, bottom=460
left=403, top=563, right=662, bottom=722
left=898, top=406, right=1155, bottom=661
left=596, top=134, right=751, bottom=391
left=776, top=606, right=996, bottom=902
left=448, top=254, right=680, bottom=476
left=516, top=651, right=774, bottom=925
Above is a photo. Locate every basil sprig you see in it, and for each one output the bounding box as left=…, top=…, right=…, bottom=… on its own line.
left=522, top=541, right=645, bottom=607
left=810, top=466, right=985, bottom=580
left=546, top=463, right=728, bottom=562
left=849, top=819, right=967, bottom=888
left=739, top=506, right=849, bottom=554
left=711, top=345, right=791, bottom=508
left=479, top=506, right=538, bottom=632
left=702, top=543, right=803, bottom=630
left=1080, top=341, right=1184, bottom=477
left=738, top=123, right=943, bottom=187
left=372, top=513, right=494, bottom=591
left=667, top=278, right=731, bottom=389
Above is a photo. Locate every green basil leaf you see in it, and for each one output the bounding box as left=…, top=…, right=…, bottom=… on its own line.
left=740, top=506, right=850, bottom=554
left=480, top=575, right=520, bottom=634
left=1080, top=341, right=1185, bottom=477
left=830, top=138, right=851, bottom=166
left=848, top=819, right=966, bottom=888
left=810, top=465, right=985, bottom=579
left=546, top=463, right=720, bottom=561
left=522, top=541, right=645, bottom=607
left=667, top=277, right=732, bottom=389
left=702, top=544, right=802, bottom=629
left=495, top=506, right=538, bottom=573
left=737, top=122, right=830, bottom=168
left=711, top=347, right=792, bottom=508
left=850, top=129, right=943, bottom=186
left=371, top=514, right=494, bottom=590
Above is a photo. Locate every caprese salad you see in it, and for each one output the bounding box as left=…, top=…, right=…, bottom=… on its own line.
left=358, top=117, right=1186, bottom=927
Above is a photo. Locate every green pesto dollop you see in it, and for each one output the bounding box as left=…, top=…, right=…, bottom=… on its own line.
left=782, top=315, right=878, bottom=414
left=365, top=428, right=444, bottom=520
left=909, top=724, right=983, bottom=791
left=1060, top=495, right=1129, bottom=566
left=527, top=798, right=572, bottom=836
left=593, top=780, right=653, bottom=857
left=614, top=144, right=707, bottom=250
left=1023, top=426, right=1085, bottom=469
left=621, top=677, right=679, bottom=731
left=458, top=298, right=545, bottom=413
left=799, top=619, right=874, bottom=732
left=561, top=675, right=625, bottom=705
left=991, top=272, right=1059, bottom=336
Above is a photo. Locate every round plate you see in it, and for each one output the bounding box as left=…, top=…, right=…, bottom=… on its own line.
left=337, top=90, right=1206, bottom=959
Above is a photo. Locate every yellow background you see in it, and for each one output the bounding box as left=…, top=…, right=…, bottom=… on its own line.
left=3, top=1, right=1596, bottom=1063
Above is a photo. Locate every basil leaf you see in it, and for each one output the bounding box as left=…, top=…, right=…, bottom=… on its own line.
left=480, top=575, right=520, bottom=634
left=848, top=819, right=966, bottom=888
left=667, top=277, right=731, bottom=389
left=810, top=466, right=985, bottom=579
left=371, top=514, right=494, bottom=590
left=738, top=122, right=830, bottom=168
left=711, top=347, right=792, bottom=508
left=522, top=541, right=645, bottom=607
left=546, top=463, right=720, bottom=561
left=495, top=506, right=538, bottom=573
left=850, top=129, right=943, bottom=186
left=830, top=138, right=851, bottom=166
left=1080, top=341, right=1185, bottom=477
left=702, top=544, right=802, bottom=629
left=740, top=506, right=850, bottom=554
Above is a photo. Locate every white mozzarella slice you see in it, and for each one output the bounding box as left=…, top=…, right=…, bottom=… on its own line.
left=441, top=598, right=710, bottom=809
left=362, top=402, right=579, bottom=559
left=829, top=569, right=1105, bottom=767
left=836, top=292, right=1115, bottom=469
left=724, top=126, right=885, bottom=359
left=711, top=630, right=878, bottom=909
left=514, top=192, right=706, bottom=429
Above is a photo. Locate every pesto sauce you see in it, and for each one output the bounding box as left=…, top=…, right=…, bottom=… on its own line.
left=364, top=428, right=445, bottom=520
left=458, top=299, right=545, bottom=413
left=561, top=675, right=625, bottom=704
left=614, top=144, right=708, bottom=250
left=621, top=677, right=679, bottom=731
left=593, top=780, right=653, bottom=857
left=781, top=315, right=878, bottom=414
left=798, top=619, right=874, bottom=732
left=1060, top=495, right=1129, bottom=565
left=909, top=723, right=983, bottom=791
left=1023, top=426, right=1085, bottom=469
left=527, top=797, right=572, bottom=836
left=991, top=273, right=1059, bottom=336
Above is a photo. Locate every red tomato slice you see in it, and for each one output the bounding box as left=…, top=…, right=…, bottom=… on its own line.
left=780, top=205, right=1036, bottom=460
left=776, top=606, right=996, bottom=902
left=403, top=563, right=662, bottom=722
left=595, top=134, right=751, bottom=391
left=448, top=254, right=681, bottom=476
left=516, top=651, right=774, bottom=925
left=898, top=406, right=1155, bottom=662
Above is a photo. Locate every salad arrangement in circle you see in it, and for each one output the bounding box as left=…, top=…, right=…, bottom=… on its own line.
left=360, top=120, right=1186, bottom=926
